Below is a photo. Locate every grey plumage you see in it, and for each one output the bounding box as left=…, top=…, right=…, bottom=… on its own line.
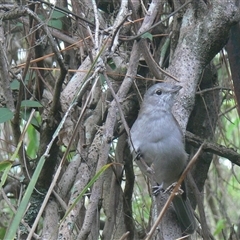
left=129, top=82, right=196, bottom=234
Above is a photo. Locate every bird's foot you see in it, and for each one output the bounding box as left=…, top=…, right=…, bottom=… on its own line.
left=164, top=182, right=184, bottom=195
left=135, top=151, right=142, bottom=161
left=152, top=183, right=164, bottom=196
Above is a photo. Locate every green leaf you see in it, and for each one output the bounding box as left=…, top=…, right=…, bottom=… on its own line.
left=0, top=161, right=12, bottom=190
left=0, top=164, right=12, bottom=189
left=21, top=110, right=40, bottom=128
left=38, top=14, right=44, bottom=21
left=16, top=22, right=23, bottom=28
left=26, top=125, right=39, bottom=158
left=47, top=9, right=66, bottom=30
left=0, top=227, right=6, bottom=240
left=214, top=219, right=226, bottom=235
left=107, top=58, right=116, bottom=70
left=48, top=19, right=63, bottom=30
left=0, top=161, right=12, bottom=172
left=0, top=108, right=14, bottom=123
left=10, top=80, right=20, bottom=90
left=21, top=100, right=42, bottom=108
left=51, top=9, right=66, bottom=19
left=141, top=32, right=153, bottom=41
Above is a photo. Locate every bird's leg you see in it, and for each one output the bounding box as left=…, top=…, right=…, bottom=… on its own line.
left=135, top=151, right=161, bottom=196
left=164, top=182, right=184, bottom=195
left=135, top=151, right=155, bottom=175
left=135, top=151, right=142, bottom=161
left=152, top=182, right=164, bottom=196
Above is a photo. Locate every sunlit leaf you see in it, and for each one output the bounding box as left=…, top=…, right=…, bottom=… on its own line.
left=26, top=125, right=39, bottom=158
left=214, top=219, right=226, bottom=235
left=0, top=227, right=6, bottom=240
left=21, top=110, right=40, bottom=128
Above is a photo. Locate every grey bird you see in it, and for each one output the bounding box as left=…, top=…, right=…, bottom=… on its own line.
left=129, top=82, right=196, bottom=235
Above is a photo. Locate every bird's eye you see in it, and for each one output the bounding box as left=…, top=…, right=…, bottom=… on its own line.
left=155, top=90, right=162, bottom=95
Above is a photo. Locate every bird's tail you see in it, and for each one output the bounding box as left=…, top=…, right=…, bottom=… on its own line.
left=172, top=195, right=196, bottom=235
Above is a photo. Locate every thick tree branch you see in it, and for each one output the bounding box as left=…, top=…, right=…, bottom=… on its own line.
left=0, top=22, right=14, bottom=111
left=168, top=1, right=239, bottom=130
left=186, top=131, right=240, bottom=166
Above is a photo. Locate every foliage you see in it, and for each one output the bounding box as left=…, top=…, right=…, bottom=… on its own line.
left=0, top=0, right=239, bottom=240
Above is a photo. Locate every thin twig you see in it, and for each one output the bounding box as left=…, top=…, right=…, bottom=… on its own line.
left=196, top=86, right=231, bottom=95
left=103, top=72, right=130, bottom=136
left=218, top=105, right=237, bottom=117
left=92, top=0, right=99, bottom=50
left=108, top=12, right=131, bottom=52
left=0, top=23, right=14, bottom=111
left=119, top=231, right=130, bottom=240
left=125, top=1, right=192, bottom=41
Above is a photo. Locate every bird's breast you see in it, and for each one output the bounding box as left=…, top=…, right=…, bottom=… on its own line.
left=130, top=112, right=187, bottom=187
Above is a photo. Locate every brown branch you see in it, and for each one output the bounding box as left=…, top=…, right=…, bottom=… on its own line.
left=119, top=232, right=130, bottom=240
left=196, top=86, right=232, bottom=95
left=122, top=136, right=135, bottom=240
left=186, top=131, right=240, bottom=166
left=76, top=36, right=141, bottom=240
